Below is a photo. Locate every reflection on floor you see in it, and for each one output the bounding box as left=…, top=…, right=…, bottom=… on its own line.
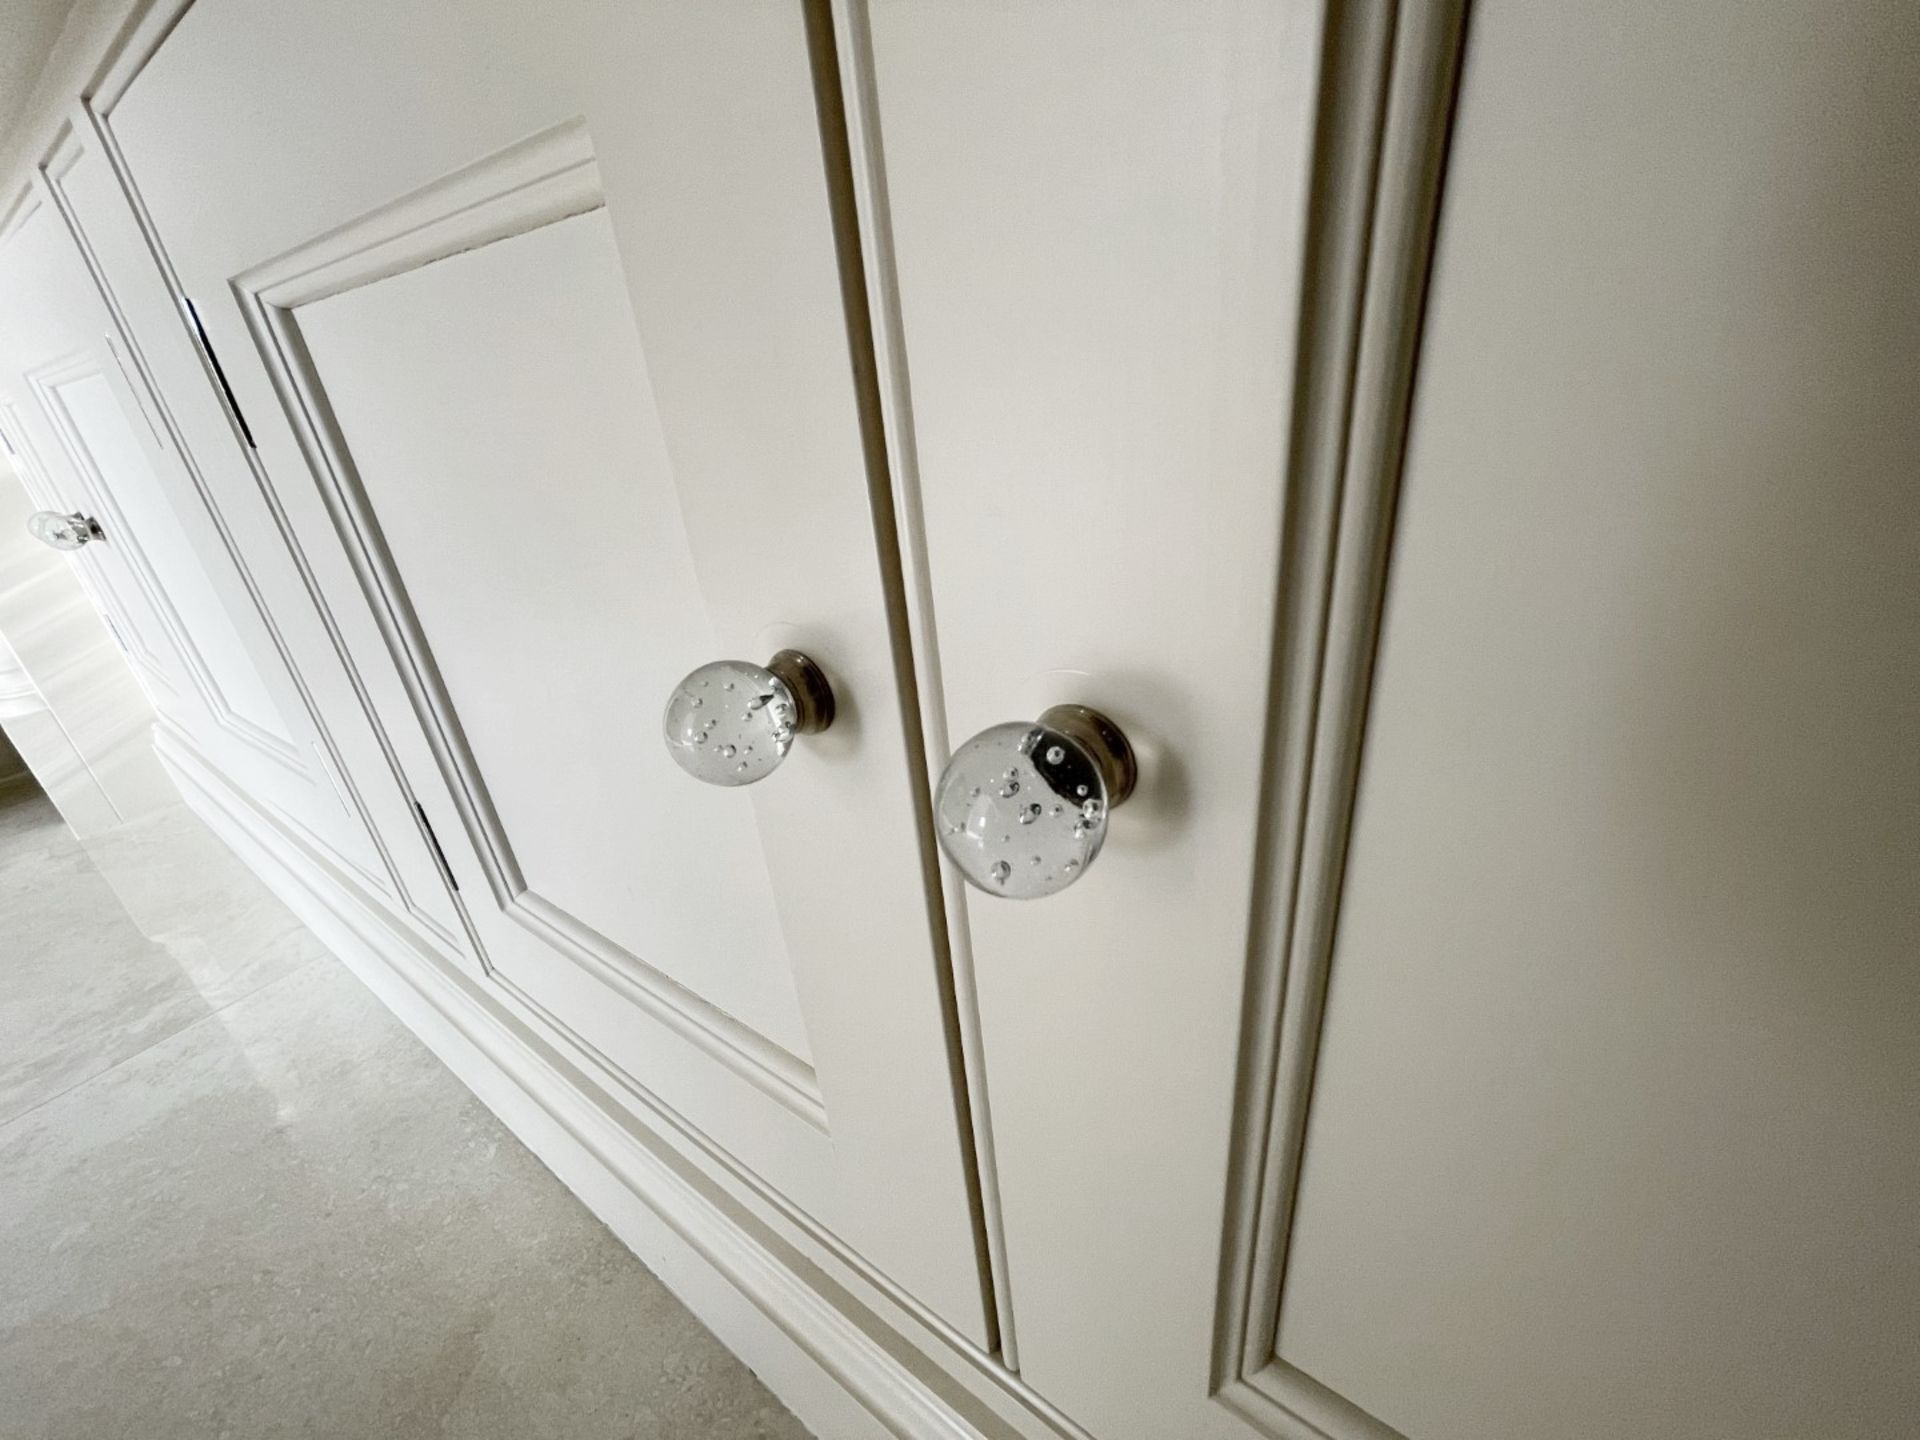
left=0, top=780, right=811, bottom=1439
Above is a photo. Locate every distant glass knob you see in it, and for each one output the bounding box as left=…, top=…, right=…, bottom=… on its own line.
left=663, top=649, right=835, bottom=787
left=28, top=511, right=104, bottom=551
left=936, top=704, right=1136, bottom=899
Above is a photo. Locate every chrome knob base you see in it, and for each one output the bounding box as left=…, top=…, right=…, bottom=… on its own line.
left=1035, top=704, right=1136, bottom=808
left=766, top=649, right=835, bottom=736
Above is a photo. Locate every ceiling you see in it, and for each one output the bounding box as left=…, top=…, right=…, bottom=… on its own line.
left=0, top=0, right=78, bottom=145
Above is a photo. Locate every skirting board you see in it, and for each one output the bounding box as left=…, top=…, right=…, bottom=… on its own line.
left=152, top=724, right=1074, bottom=1440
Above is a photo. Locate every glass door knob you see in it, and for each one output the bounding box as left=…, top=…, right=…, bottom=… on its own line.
left=936, top=704, right=1136, bottom=899
left=663, top=649, right=835, bottom=787
left=28, top=511, right=104, bottom=551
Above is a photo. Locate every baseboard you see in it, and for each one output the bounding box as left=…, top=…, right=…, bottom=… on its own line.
left=152, top=725, right=1081, bottom=1440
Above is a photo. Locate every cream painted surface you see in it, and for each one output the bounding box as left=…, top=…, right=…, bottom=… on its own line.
left=864, top=4, right=1324, bottom=1436
left=866, top=0, right=1917, bottom=1437
left=295, top=210, right=811, bottom=1063
left=1277, top=2, right=1920, bottom=1438
left=106, top=0, right=987, bottom=1341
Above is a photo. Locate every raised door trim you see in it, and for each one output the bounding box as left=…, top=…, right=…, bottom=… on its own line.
left=62, top=86, right=466, bottom=925
left=225, top=118, right=827, bottom=1130
left=824, top=0, right=1020, bottom=1368
left=1210, top=3, right=1470, bottom=1437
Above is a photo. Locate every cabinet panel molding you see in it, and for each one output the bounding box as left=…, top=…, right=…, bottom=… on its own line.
left=1209, top=4, right=1468, bottom=1437
left=29, top=349, right=299, bottom=763
left=229, top=120, right=826, bottom=1125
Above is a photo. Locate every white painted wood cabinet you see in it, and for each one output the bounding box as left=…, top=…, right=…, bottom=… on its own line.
left=0, top=1, right=1913, bottom=1438
left=855, top=1, right=1920, bottom=1436
left=91, top=0, right=994, bottom=1350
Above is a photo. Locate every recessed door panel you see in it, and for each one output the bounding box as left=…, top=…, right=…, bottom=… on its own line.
left=295, top=208, right=811, bottom=1062
left=109, top=0, right=989, bottom=1340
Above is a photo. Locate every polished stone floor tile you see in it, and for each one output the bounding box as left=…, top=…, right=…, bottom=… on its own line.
left=0, top=780, right=811, bottom=1439
left=0, top=787, right=321, bottom=1125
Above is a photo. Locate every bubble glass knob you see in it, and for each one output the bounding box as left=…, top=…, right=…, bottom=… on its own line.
left=663, top=649, right=834, bottom=787
left=936, top=704, right=1136, bottom=899
left=28, top=511, right=104, bottom=551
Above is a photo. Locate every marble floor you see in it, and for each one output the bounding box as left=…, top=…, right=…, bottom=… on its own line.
left=0, top=777, right=811, bottom=1440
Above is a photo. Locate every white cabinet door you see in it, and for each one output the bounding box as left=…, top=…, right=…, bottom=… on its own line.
left=103, top=0, right=988, bottom=1341
left=855, top=2, right=1402, bottom=1429
left=0, top=187, right=284, bottom=831
left=861, top=2, right=1918, bottom=1439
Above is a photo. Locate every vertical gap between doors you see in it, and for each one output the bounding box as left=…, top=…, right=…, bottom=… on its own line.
left=799, top=0, right=1012, bottom=1366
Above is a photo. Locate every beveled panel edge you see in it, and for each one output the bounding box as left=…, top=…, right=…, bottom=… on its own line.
left=1210, top=0, right=1471, bottom=1435
left=225, top=117, right=829, bottom=1128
